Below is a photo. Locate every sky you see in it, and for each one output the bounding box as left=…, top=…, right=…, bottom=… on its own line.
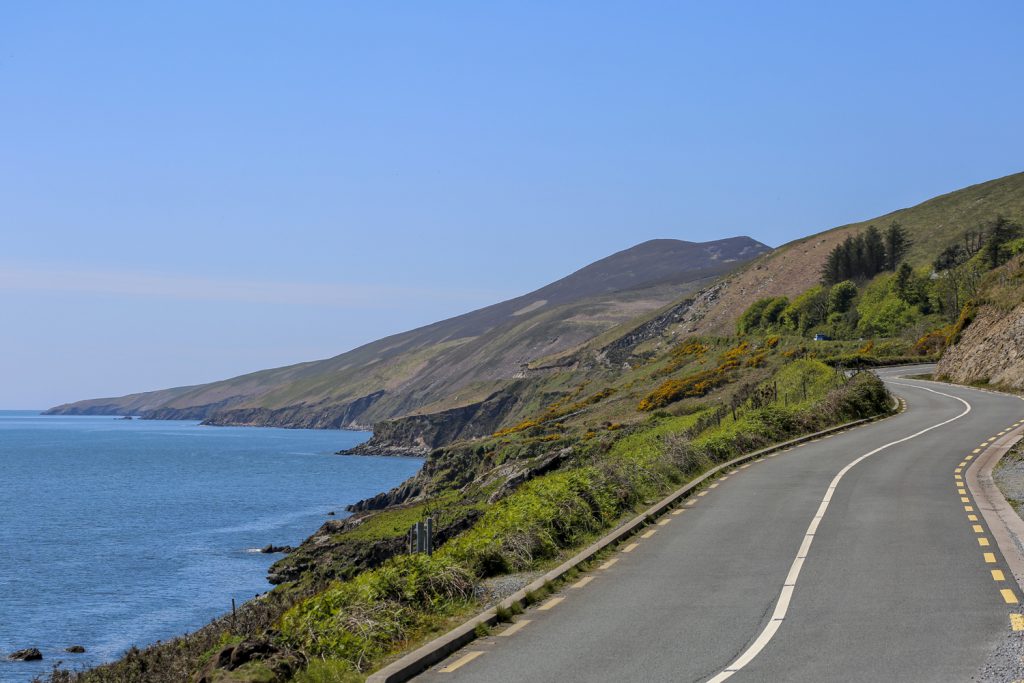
left=3, top=2, right=1023, bottom=408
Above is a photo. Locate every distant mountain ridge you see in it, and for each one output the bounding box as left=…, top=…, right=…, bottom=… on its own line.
left=46, top=236, right=770, bottom=428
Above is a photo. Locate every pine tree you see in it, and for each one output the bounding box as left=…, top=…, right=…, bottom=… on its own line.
left=884, top=221, right=911, bottom=271
left=862, top=225, right=886, bottom=276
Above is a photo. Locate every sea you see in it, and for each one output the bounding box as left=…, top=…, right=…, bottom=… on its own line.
left=0, top=411, right=422, bottom=682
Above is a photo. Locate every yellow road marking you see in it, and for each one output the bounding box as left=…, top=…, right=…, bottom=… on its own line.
left=499, top=619, right=531, bottom=636
left=966, top=455, right=974, bottom=460
left=571, top=577, right=593, bottom=589
left=1002, top=589, right=1019, bottom=605
left=973, top=448, right=982, bottom=453
left=641, top=529, right=658, bottom=539
left=984, top=552, right=997, bottom=563
left=623, top=542, right=639, bottom=553
left=988, top=437, right=997, bottom=443
left=685, top=500, right=697, bottom=507
left=979, top=537, right=991, bottom=547
left=657, top=518, right=671, bottom=526
left=599, top=558, right=618, bottom=569
left=993, top=570, right=1006, bottom=581
left=538, top=597, right=564, bottom=611
left=962, top=497, right=971, bottom=503
left=709, top=483, right=719, bottom=489
left=973, top=524, right=985, bottom=533
left=671, top=509, right=684, bottom=516
left=980, top=444, right=988, bottom=448
left=955, top=468, right=962, bottom=473
left=959, top=489, right=968, bottom=495
left=966, top=505, right=975, bottom=512
left=959, top=462, right=967, bottom=467
left=440, top=651, right=484, bottom=672
left=999, top=431, right=1007, bottom=436
left=697, top=491, right=708, bottom=497
left=720, top=475, right=730, bottom=480
left=740, top=464, right=751, bottom=469
left=1012, top=614, right=1024, bottom=631
left=968, top=514, right=978, bottom=521
left=955, top=475, right=963, bottom=481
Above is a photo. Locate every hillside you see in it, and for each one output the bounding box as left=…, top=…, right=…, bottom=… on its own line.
left=46, top=237, right=769, bottom=428
left=936, top=251, right=1024, bottom=389
left=670, top=172, right=1024, bottom=337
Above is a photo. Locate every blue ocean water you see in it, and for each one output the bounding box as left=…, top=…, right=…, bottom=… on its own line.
left=0, top=411, right=422, bottom=682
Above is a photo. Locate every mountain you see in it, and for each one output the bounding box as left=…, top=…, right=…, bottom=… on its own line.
left=46, top=237, right=770, bottom=429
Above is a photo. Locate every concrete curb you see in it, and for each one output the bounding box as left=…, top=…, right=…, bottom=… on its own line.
left=366, top=404, right=899, bottom=683
left=967, top=428, right=1024, bottom=590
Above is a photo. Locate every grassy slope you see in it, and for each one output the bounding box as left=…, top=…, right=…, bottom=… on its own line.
left=685, top=171, right=1024, bottom=336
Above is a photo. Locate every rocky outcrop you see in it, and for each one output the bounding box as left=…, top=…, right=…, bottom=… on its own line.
left=937, top=302, right=1024, bottom=389
left=341, top=390, right=523, bottom=456
left=8, top=648, right=42, bottom=661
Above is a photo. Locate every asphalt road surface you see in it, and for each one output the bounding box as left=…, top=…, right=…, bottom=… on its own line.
left=417, top=367, right=1024, bottom=682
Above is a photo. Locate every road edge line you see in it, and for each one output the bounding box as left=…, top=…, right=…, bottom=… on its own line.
left=366, top=401, right=900, bottom=683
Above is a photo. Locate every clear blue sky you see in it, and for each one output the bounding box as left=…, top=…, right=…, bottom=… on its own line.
left=3, top=2, right=1022, bottom=408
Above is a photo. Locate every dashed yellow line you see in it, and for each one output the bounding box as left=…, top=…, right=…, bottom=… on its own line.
left=499, top=619, right=531, bottom=636
left=973, top=524, right=985, bottom=533
left=959, top=489, right=968, bottom=495
left=959, top=462, right=967, bottom=467
left=671, top=509, right=684, bottom=516
left=622, top=542, right=640, bottom=553
left=984, top=552, right=997, bottom=563
left=962, top=497, right=971, bottom=503
left=720, top=475, right=730, bottom=480
left=440, top=651, right=484, bottom=672
left=968, top=514, right=978, bottom=522
left=538, top=596, right=564, bottom=611
left=685, top=500, right=697, bottom=507
left=973, top=448, right=982, bottom=454
left=599, top=558, right=618, bottom=570
left=1012, top=614, right=1024, bottom=631
left=965, top=505, right=975, bottom=512
left=709, top=483, right=719, bottom=489
left=966, top=455, right=974, bottom=460
left=1001, top=589, right=1019, bottom=605
left=641, top=529, right=658, bottom=539
left=979, top=537, right=991, bottom=547
left=992, top=570, right=1006, bottom=581
left=657, top=518, right=671, bottom=526
left=697, top=491, right=708, bottom=497
left=571, top=576, right=593, bottom=589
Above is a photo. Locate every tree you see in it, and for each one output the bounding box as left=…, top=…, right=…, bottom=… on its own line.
left=933, top=244, right=967, bottom=271
left=894, top=262, right=915, bottom=303
left=862, top=225, right=886, bottom=276
left=821, top=247, right=844, bottom=286
left=884, top=221, right=911, bottom=271
left=828, top=280, right=858, bottom=314
left=982, top=215, right=1023, bottom=269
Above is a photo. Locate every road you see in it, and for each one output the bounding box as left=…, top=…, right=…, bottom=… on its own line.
left=416, top=368, right=1024, bottom=682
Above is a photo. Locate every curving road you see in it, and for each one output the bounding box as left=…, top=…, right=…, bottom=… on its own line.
left=416, top=368, right=1024, bottom=682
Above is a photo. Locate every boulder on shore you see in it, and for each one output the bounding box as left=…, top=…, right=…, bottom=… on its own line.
left=259, top=544, right=294, bottom=554
left=8, top=648, right=42, bottom=661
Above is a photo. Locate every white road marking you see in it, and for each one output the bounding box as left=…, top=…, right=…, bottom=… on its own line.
left=706, top=381, right=972, bottom=682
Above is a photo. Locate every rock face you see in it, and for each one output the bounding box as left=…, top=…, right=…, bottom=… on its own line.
left=937, top=303, right=1024, bottom=389
left=8, top=648, right=42, bottom=661
left=341, top=389, right=522, bottom=456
